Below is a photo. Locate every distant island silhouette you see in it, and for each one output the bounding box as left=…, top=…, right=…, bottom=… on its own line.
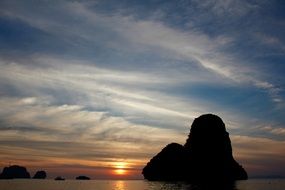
left=33, top=170, right=47, bottom=179
left=142, top=114, right=248, bottom=182
left=54, top=176, right=65, bottom=180
left=76, top=175, right=90, bottom=180
left=0, top=165, right=31, bottom=179
left=0, top=165, right=93, bottom=180
left=0, top=165, right=49, bottom=180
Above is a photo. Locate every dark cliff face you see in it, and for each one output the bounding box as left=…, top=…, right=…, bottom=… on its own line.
left=142, top=114, right=248, bottom=182
left=0, top=165, right=31, bottom=179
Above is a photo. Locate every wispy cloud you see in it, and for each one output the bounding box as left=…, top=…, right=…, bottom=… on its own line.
left=57, top=2, right=283, bottom=105
left=193, top=0, right=261, bottom=17
left=255, top=33, right=285, bottom=53
left=261, top=126, right=285, bottom=136
left=0, top=95, right=186, bottom=172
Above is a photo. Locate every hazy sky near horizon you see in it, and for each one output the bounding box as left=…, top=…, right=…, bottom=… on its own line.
left=0, top=0, right=285, bottom=179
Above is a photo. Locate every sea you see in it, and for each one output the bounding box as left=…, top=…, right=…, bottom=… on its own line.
left=0, top=179, right=285, bottom=190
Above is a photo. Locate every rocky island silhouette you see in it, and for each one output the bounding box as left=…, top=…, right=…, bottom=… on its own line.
left=76, top=175, right=91, bottom=180
left=33, top=171, right=47, bottom=179
left=0, top=165, right=31, bottom=179
left=0, top=165, right=92, bottom=180
left=0, top=165, right=49, bottom=179
left=142, top=114, right=248, bottom=182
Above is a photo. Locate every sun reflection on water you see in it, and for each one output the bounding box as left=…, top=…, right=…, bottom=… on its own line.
left=114, top=180, right=126, bottom=190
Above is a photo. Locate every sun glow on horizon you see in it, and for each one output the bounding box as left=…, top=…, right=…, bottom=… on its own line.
left=115, top=169, right=126, bottom=175
left=113, top=162, right=128, bottom=176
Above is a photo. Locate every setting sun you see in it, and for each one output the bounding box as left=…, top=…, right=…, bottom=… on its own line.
left=115, top=169, right=126, bottom=175
left=113, top=162, right=128, bottom=176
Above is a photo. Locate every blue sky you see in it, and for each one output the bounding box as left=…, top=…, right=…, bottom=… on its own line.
left=0, top=0, right=285, bottom=179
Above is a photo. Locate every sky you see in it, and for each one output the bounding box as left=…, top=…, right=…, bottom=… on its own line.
left=0, top=0, right=285, bottom=179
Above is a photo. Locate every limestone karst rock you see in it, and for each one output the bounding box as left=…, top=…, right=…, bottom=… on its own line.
left=0, top=165, right=31, bottom=179
left=142, top=143, right=188, bottom=181
left=142, top=114, right=248, bottom=182
left=33, top=170, right=47, bottom=179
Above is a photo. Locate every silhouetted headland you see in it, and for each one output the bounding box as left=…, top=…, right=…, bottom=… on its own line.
left=0, top=165, right=31, bottom=179
left=33, top=170, right=47, bottom=179
left=142, top=114, right=248, bottom=182
left=76, top=175, right=90, bottom=180
left=54, top=176, right=65, bottom=180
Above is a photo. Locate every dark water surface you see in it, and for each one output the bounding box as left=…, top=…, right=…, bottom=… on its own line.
left=0, top=179, right=284, bottom=190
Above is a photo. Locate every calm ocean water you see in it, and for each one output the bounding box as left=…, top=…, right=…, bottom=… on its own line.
left=0, top=179, right=285, bottom=190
